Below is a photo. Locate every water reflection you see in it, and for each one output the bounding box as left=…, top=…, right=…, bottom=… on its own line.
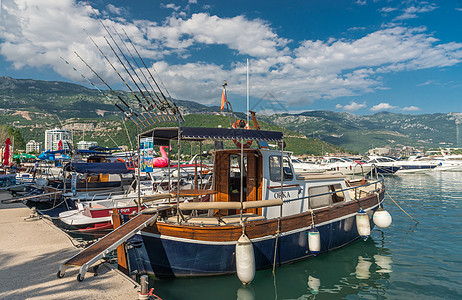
left=307, top=275, right=321, bottom=294
left=145, top=237, right=392, bottom=300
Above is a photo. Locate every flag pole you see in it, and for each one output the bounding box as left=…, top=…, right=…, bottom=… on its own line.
left=222, top=81, right=232, bottom=127
left=246, top=58, right=250, bottom=125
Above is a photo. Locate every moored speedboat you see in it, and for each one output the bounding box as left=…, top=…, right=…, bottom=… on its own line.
left=319, top=156, right=372, bottom=176
left=367, top=156, right=402, bottom=175
left=291, top=156, right=327, bottom=173
left=391, top=156, right=439, bottom=174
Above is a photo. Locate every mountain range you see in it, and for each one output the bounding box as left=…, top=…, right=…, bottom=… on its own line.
left=1, top=76, right=461, bottom=154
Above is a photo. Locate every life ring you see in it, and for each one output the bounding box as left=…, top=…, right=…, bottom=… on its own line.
left=232, top=120, right=253, bottom=148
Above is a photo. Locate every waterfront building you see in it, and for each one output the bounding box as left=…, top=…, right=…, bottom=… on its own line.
left=26, top=140, right=42, bottom=153
left=368, top=147, right=390, bottom=156
left=45, top=128, right=72, bottom=151
left=77, top=140, right=98, bottom=150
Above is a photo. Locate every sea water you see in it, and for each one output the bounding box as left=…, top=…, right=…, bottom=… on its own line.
left=148, top=172, right=462, bottom=299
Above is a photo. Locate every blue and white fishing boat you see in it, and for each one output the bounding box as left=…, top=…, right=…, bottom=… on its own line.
left=133, top=127, right=388, bottom=281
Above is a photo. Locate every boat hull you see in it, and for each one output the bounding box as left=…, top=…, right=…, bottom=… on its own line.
left=140, top=195, right=381, bottom=277
left=395, top=165, right=437, bottom=174
left=372, top=165, right=401, bottom=175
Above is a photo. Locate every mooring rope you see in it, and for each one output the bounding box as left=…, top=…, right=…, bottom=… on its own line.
left=385, top=190, right=419, bottom=223
left=272, top=219, right=281, bottom=275
left=36, top=198, right=67, bottom=212
left=39, top=215, right=83, bottom=248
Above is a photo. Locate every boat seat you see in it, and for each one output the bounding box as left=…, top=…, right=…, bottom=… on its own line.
left=220, top=213, right=266, bottom=225
left=348, top=186, right=375, bottom=199
left=88, top=204, right=105, bottom=209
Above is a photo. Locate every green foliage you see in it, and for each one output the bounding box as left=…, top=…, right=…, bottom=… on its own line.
left=0, top=125, right=24, bottom=149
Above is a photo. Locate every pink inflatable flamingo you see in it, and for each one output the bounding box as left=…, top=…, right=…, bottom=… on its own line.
left=153, top=146, right=169, bottom=167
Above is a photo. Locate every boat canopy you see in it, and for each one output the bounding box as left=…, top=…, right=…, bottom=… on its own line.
left=139, top=127, right=284, bottom=146
left=64, top=162, right=133, bottom=174
left=89, top=146, right=121, bottom=152
left=48, top=149, right=111, bottom=155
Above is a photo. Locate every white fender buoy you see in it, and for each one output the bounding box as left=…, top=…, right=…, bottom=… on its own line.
left=235, top=234, right=255, bottom=285
left=373, top=207, right=392, bottom=228
left=308, top=227, right=321, bottom=255
left=356, top=208, right=370, bottom=240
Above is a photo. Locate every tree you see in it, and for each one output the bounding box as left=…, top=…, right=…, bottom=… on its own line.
left=0, top=125, right=25, bottom=151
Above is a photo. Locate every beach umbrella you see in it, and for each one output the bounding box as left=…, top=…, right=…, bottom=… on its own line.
left=3, top=138, right=11, bottom=166
left=58, top=140, right=63, bottom=151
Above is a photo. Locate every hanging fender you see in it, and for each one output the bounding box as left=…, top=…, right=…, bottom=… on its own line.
left=232, top=120, right=253, bottom=149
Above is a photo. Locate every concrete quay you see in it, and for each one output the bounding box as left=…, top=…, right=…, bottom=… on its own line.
left=0, top=193, right=139, bottom=300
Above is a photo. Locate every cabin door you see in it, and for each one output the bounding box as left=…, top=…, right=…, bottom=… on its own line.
left=214, top=150, right=261, bottom=216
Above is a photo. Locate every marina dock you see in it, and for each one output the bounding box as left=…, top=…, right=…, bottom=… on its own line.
left=0, top=193, right=139, bottom=300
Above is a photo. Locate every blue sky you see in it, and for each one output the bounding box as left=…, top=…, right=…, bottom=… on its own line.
left=1, top=0, right=462, bottom=115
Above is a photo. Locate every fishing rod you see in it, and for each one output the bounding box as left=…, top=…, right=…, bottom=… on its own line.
left=122, top=116, right=134, bottom=151
left=151, top=62, right=184, bottom=122
left=102, top=35, right=160, bottom=123
left=59, top=56, right=140, bottom=127
left=84, top=31, right=153, bottom=126
left=121, top=28, right=181, bottom=121
left=120, top=28, right=170, bottom=114
left=87, top=0, right=178, bottom=122
left=113, top=26, right=171, bottom=122
left=120, top=28, right=173, bottom=115
left=85, top=1, right=165, bottom=123
left=111, top=29, right=167, bottom=122
left=73, top=51, right=147, bottom=127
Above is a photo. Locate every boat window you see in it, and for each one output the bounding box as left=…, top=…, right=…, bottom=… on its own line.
left=330, top=184, right=345, bottom=204
left=229, top=154, right=247, bottom=196
left=308, top=186, right=331, bottom=209
left=230, top=154, right=247, bottom=178
left=269, top=155, right=293, bottom=182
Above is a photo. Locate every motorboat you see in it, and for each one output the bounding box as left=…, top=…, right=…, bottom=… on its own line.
left=319, top=156, right=372, bottom=176
left=390, top=156, right=440, bottom=174
left=366, top=156, right=402, bottom=175
left=290, top=156, right=327, bottom=173
left=58, top=189, right=173, bottom=233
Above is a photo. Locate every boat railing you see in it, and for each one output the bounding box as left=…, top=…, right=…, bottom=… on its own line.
left=282, top=176, right=384, bottom=204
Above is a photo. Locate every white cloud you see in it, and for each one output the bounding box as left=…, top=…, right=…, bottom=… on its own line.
left=161, top=3, right=181, bottom=11
left=403, top=105, right=420, bottom=111
left=380, top=7, right=398, bottom=13
left=0, top=0, right=461, bottom=108
left=106, top=4, right=125, bottom=16
left=337, top=101, right=367, bottom=112
left=293, top=26, right=462, bottom=74
left=395, top=3, right=438, bottom=21
left=146, top=13, right=291, bottom=57
left=370, top=102, right=397, bottom=111
left=417, top=80, right=434, bottom=86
